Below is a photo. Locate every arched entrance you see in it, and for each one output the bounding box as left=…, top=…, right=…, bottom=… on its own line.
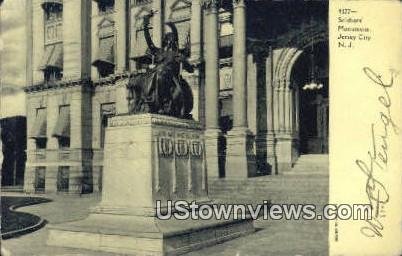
left=271, top=21, right=329, bottom=169
left=291, top=41, right=329, bottom=154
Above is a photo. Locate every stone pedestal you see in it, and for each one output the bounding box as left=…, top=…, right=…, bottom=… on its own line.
left=47, top=114, right=254, bottom=255
left=225, top=128, right=257, bottom=178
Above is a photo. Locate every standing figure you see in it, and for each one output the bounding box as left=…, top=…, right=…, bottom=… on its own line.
left=127, top=12, right=194, bottom=119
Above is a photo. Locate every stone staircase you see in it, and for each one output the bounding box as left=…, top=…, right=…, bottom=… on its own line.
left=208, top=154, right=329, bottom=207
left=206, top=154, right=329, bottom=256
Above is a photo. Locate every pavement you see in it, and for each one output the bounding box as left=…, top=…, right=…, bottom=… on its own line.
left=1, top=192, right=328, bottom=256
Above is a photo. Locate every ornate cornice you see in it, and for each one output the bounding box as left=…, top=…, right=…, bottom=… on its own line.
left=24, top=72, right=134, bottom=93
left=24, top=78, right=92, bottom=93
left=109, top=114, right=203, bottom=130
left=92, top=72, right=130, bottom=87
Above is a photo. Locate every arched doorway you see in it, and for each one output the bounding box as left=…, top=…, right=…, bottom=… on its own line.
left=291, top=41, right=328, bottom=154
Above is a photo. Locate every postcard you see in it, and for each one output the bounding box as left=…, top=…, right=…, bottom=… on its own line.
left=0, top=0, right=400, bottom=255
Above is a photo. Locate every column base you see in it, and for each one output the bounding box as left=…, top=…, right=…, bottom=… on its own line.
left=204, top=129, right=223, bottom=179
left=266, top=133, right=298, bottom=174
left=225, top=128, right=257, bottom=178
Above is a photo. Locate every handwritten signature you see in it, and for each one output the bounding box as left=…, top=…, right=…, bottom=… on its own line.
left=355, top=67, right=399, bottom=238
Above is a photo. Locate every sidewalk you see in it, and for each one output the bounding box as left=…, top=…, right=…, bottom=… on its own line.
left=2, top=192, right=327, bottom=256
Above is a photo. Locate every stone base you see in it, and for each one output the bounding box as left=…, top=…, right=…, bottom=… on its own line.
left=225, top=128, right=257, bottom=178
left=266, top=133, right=299, bottom=175
left=47, top=114, right=254, bottom=255
left=47, top=213, right=254, bottom=256
left=204, top=129, right=223, bottom=179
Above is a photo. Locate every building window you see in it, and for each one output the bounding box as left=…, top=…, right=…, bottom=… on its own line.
left=93, top=17, right=115, bottom=78
left=36, top=139, right=47, bottom=149
left=52, top=105, right=70, bottom=148
left=95, top=36, right=115, bottom=77
left=41, top=1, right=63, bottom=82
left=57, top=166, right=69, bottom=192
left=30, top=108, right=47, bottom=149
left=100, top=103, right=116, bottom=148
left=58, top=137, right=70, bottom=148
left=43, top=65, right=63, bottom=83
left=96, top=0, right=114, bottom=14
left=43, top=1, right=63, bottom=44
left=34, top=167, right=46, bottom=192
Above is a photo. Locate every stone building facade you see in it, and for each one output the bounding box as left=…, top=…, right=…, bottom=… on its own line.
left=24, top=0, right=328, bottom=194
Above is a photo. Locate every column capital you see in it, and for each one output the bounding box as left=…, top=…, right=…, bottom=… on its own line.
left=202, top=0, right=220, bottom=12
left=233, top=0, right=247, bottom=8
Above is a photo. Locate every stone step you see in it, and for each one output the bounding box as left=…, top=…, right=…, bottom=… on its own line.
left=209, top=191, right=328, bottom=201
left=211, top=176, right=328, bottom=182
left=209, top=186, right=328, bottom=194
left=210, top=191, right=329, bottom=198
left=209, top=185, right=329, bottom=193
left=209, top=180, right=329, bottom=190
left=208, top=154, right=329, bottom=208
left=211, top=197, right=329, bottom=204
left=209, top=193, right=328, bottom=204
left=210, top=198, right=329, bottom=208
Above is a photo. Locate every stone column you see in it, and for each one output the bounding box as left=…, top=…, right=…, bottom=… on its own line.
left=188, top=0, right=203, bottom=121
left=284, top=87, right=291, bottom=133
left=152, top=0, right=164, bottom=48
left=115, top=0, right=128, bottom=73
left=91, top=2, right=99, bottom=79
left=273, top=78, right=295, bottom=173
left=295, top=87, right=300, bottom=135
left=69, top=88, right=84, bottom=194
left=63, top=0, right=91, bottom=79
left=190, top=0, right=202, bottom=62
left=203, top=0, right=221, bottom=179
left=232, top=0, right=247, bottom=129
left=225, top=0, right=256, bottom=178
left=265, top=47, right=277, bottom=173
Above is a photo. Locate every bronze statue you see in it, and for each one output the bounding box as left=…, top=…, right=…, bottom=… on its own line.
left=127, top=12, right=194, bottom=119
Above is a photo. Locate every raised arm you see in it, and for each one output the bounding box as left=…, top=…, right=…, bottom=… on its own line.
left=143, top=13, right=158, bottom=54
